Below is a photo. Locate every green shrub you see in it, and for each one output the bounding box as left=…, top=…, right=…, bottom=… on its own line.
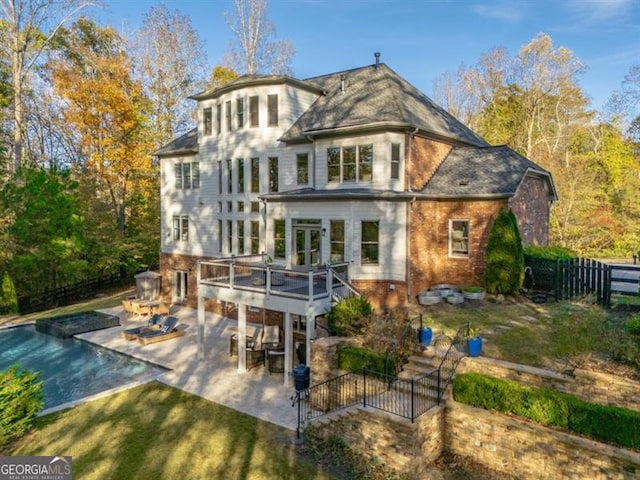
left=524, top=245, right=577, bottom=260
left=0, top=272, right=18, bottom=315
left=484, top=209, right=524, bottom=294
left=337, top=345, right=400, bottom=376
left=453, top=372, right=640, bottom=449
left=625, top=315, right=640, bottom=336
left=0, top=364, right=44, bottom=446
left=326, top=296, right=372, bottom=336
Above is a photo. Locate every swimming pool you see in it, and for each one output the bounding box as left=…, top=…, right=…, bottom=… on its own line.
left=0, top=325, right=167, bottom=409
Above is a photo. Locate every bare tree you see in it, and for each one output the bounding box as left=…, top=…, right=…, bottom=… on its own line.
left=133, top=4, right=208, bottom=147
left=0, top=0, right=92, bottom=172
left=223, top=0, right=294, bottom=75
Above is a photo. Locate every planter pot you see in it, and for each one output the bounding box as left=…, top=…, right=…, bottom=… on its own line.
left=467, top=337, right=482, bottom=357
left=462, top=288, right=486, bottom=301
left=418, top=327, right=433, bottom=346
left=418, top=291, right=441, bottom=305
left=447, top=292, right=464, bottom=304
left=430, top=284, right=460, bottom=298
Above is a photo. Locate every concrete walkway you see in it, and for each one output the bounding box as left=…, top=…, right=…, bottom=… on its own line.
left=76, top=306, right=300, bottom=431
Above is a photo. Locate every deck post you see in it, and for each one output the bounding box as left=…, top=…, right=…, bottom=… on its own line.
left=197, top=289, right=205, bottom=361
left=284, top=311, right=292, bottom=386
left=238, top=304, right=247, bottom=373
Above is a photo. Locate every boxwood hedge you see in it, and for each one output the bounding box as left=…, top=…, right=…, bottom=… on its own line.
left=453, top=372, right=640, bottom=450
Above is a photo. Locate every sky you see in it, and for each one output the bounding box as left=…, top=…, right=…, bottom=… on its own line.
left=95, top=0, right=640, bottom=112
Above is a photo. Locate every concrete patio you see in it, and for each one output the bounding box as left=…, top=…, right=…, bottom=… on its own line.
left=75, top=305, right=300, bottom=431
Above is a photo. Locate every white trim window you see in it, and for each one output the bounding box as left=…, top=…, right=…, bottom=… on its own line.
left=361, top=220, right=379, bottom=265
left=330, top=220, right=345, bottom=263
left=327, top=144, right=373, bottom=183
left=203, top=108, right=212, bottom=136
left=449, top=219, right=469, bottom=257
left=175, top=162, right=199, bottom=189
left=172, top=215, right=189, bottom=241
left=297, top=153, right=309, bottom=185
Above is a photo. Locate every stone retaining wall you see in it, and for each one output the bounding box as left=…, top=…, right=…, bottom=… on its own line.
left=445, top=399, right=640, bottom=480
left=458, top=356, right=640, bottom=412
left=309, top=406, right=444, bottom=478
left=308, top=346, right=640, bottom=478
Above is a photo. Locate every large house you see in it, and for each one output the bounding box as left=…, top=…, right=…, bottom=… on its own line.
left=155, top=58, right=556, bottom=378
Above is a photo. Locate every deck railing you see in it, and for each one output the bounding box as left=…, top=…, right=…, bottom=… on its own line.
left=199, top=257, right=351, bottom=303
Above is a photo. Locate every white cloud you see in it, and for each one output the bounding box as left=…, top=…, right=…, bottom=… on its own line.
left=566, top=0, right=633, bottom=23
left=471, top=1, right=527, bottom=22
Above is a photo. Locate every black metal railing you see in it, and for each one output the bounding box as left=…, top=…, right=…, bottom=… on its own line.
left=294, top=323, right=469, bottom=437
left=362, top=368, right=440, bottom=420
left=293, top=372, right=362, bottom=437
left=435, top=324, right=468, bottom=401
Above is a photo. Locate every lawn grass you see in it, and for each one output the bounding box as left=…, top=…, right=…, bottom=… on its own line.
left=3, top=381, right=340, bottom=480
left=0, top=285, right=136, bottom=326
left=421, top=296, right=639, bottom=373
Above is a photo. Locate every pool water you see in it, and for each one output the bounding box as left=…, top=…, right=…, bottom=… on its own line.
left=0, top=325, right=167, bottom=409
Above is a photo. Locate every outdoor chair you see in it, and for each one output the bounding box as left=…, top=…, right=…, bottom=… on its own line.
left=136, top=316, right=184, bottom=345
left=121, top=313, right=164, bottom=341
left=261, top=324, right=282, bottom=349
left=152, top=302, right=171, bottom=316
left=245, top=326, right=265, bottom=370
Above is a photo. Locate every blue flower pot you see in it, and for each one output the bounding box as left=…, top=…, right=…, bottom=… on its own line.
left=418, top=327, right=433, bottom=346
left=467, top=337, right=482, bottom=357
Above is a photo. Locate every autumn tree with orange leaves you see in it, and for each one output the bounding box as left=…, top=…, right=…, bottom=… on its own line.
left=48, top=18, right=158, bottom=270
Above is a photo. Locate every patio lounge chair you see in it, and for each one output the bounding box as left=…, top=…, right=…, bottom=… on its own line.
left=136, top=316, right=184, bottom=345
left=121, top=314, right=164, bottom=341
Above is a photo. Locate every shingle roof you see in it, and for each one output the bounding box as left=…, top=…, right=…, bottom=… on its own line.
left=421, top=145, right=557, bottom=199
left=190, top=74, right=322, bottom=101
left=260, top=187, right=412, bottom=202
left=281, top=64, right=488, bottom=147
left=153, top=128, right=198, bottom=157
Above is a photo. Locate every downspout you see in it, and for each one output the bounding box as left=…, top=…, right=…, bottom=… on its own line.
left=406, top=127, right=418, bottom=302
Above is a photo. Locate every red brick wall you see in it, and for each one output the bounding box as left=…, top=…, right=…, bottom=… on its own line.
left=351, top=280, right=408, bottom=312
left=408, top=199, right=507, bottom=300
left=408, top=136, right=452, bottom=191
left=509, top=174, right=551, bottom=246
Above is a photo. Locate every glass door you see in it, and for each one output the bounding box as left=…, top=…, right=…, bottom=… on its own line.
left=173, top=270, right=188, bottom=303
left=294, top=227, right=321, bottom=267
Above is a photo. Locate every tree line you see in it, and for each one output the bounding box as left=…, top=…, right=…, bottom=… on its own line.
left=0, top=0, right=292, bottom=309
left=432, top=34, right=640, bottom=258
left=0, top=1, right=638, bottom=310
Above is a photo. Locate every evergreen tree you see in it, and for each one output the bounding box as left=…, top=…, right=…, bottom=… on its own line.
left=484, top=209, right=524, bottom=294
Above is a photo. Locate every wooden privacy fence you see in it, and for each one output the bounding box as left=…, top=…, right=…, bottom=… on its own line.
left=17, top=269, right=145, bottom=314
left=525, top=255, right=640, bottom=307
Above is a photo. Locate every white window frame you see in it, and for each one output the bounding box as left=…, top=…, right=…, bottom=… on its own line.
left=449, top=219, right=470, bottom=258
left=173, top=215, right=189, bottom=241
left=327, top=145, right=374, bottom=184
left=360, top=220, right=379, bottom=265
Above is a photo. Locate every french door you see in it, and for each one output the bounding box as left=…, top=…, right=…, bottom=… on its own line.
left=294, top=223, right=321, bottom=267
